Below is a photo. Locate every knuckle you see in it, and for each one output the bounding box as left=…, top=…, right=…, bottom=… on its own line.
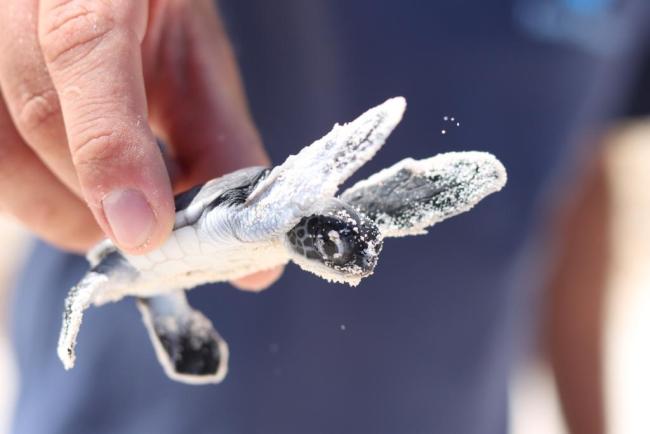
left=69, top=127, right=119, bottom=171
left=39, top=1, right=116, bottom=66
left=14, top=88, right=61, bottom=133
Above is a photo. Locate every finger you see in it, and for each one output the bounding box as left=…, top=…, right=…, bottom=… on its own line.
left=230, top=267, right=285, bottom=293
left=0, top=0, right=80, bottom=192
left=39, top=0, right=174, bottom=254
left=0, top=93, right=101, bottom=251
left=144, top=0, right=268, bottom=190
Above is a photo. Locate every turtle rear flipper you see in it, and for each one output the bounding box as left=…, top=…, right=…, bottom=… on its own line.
left=137, top=292, right=228, bottom=385
left=340, top=152, right=507, bottom=237
left=58, top=271, right=109, bottom=370
left=58, top=251, right=137, bottom=370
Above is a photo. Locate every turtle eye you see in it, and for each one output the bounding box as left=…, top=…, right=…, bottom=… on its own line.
left=316, top=229, right=351, bottom=264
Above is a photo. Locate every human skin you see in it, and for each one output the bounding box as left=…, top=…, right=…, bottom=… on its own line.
left=0, top=0, right=281, bottom=291
left=543, top=151, right=609, bottom=434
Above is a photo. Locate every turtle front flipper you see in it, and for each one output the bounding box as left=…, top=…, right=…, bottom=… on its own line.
left=236, top=97, right=406, bottom=241
left=58, top=251, right=137, bottom=370
left=340, top=152, right=507, bottom=237
left=137, top=292, right=228, bottom=385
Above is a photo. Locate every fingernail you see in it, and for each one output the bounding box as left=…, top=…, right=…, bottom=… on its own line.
left=102, top=189, right=156, bottom=249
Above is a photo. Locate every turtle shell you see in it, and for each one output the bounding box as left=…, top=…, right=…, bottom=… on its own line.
left=173, top=166, right=269, bottom=229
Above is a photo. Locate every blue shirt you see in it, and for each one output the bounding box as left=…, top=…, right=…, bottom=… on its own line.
left=11, top=1, right=650, bottom=433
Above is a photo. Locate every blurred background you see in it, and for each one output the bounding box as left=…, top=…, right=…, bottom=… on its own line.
left=2, top=1, right=650, bottom=433
left=2, top=119, right=650, bottom=433
left=0, top=218, right=25, bottom=434
left=509, top=119, right=650, bottom=434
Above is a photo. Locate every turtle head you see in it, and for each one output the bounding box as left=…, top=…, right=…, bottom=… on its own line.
left=285, top=199, right=383, bottom=285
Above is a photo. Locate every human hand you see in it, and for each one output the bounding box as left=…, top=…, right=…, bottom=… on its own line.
left=0, top=0, right=280, bottom=290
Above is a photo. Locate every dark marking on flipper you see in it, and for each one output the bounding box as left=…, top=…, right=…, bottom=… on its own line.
left=340, top=154, right=507, bottom=237
left=137, top=293, right=229, bottom=384
left=342, top=167, right=450, bottom=228
left=158, top=331, right=221, bottom=376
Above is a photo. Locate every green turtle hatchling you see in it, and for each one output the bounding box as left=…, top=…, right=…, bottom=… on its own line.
left=58, top=97, right=507, bottom=385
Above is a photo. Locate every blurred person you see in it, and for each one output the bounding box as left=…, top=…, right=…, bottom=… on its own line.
left=542, top=47, right=650, bottom=434
left=2, top=0, right=650, bottom=433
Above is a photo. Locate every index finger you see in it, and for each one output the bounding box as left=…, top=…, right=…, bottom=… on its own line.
left=39, top=0, right=174, bottom=253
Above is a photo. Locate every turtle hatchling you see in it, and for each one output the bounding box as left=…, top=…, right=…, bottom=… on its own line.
left=58, top=97, right=507, bottom=385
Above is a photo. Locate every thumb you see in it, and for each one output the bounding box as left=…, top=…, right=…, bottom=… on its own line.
left=39, top=0, right=174, bottom=253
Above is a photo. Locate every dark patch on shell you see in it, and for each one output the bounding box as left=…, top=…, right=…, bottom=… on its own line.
left=207, top=168, right=270, bottom=210
left=173, top=167, right=271, bottom=213
left=174, top=184, right=205, bottom=211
